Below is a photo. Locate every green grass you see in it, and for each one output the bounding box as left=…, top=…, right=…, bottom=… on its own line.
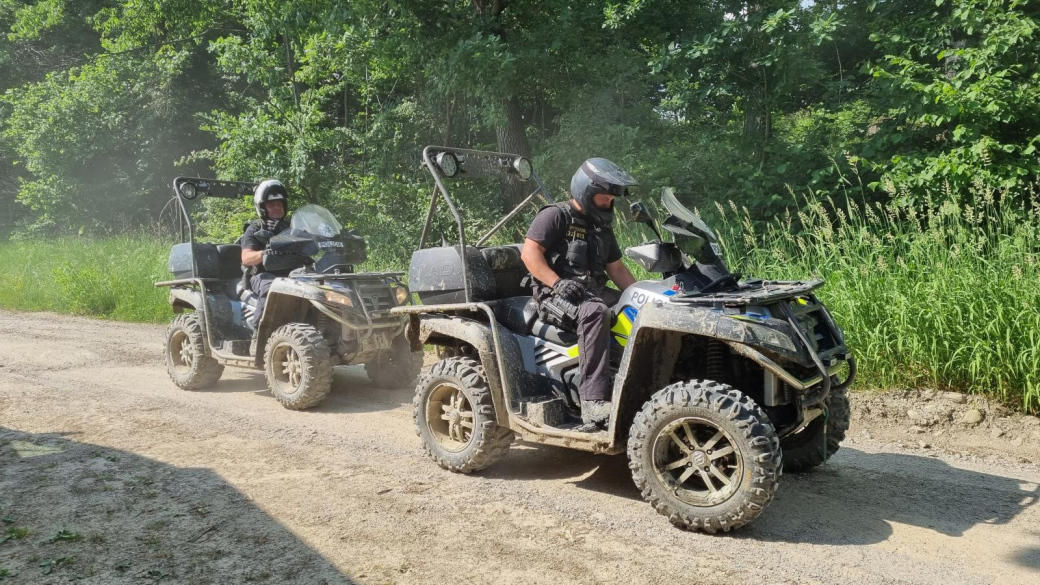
left=618, top=188, right=1040, bottom=413
left=0, top=234, right=407, bottom=324
left=0, top=236, right=174, bottom=323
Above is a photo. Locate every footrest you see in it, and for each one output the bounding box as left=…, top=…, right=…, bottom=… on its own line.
left=218, top=339, right=251, bottom=357
left=520, top=398, right=571, bottom=428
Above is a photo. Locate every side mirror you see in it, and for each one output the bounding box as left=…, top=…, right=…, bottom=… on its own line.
left=629, top=201, right=663, bottom=243
left=630, top=201, right=652, bottom=224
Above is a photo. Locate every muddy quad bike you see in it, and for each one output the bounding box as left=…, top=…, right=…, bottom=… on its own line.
left=155, top=178, right=422, bottom=410
left=390, top=147, right=856, bottom=532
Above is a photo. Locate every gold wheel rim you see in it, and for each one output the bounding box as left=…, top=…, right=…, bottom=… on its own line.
left=169, top=330, right=193, bottom=372
left=651, top=416, right=744, bottom=507
left=272, top=343, right=302, bottom=393
left=426, top=383, right=475, bottom=453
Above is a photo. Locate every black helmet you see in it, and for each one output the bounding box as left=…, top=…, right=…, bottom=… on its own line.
left=569, top=158, right=638, bottom=227
left=253, top=179, right=289, bottom=220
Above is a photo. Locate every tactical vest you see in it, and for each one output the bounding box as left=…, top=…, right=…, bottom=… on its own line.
left=241, top=218, right=290, bottom=280
left=541, top=202, right=612, bottom=292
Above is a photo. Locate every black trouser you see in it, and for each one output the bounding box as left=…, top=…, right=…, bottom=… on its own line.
left=250, top=272, right=278, bottom=321
left=575, top=288, right=620, bottom=402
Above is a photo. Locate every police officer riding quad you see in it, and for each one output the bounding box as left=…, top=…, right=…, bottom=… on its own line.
left=156, top=177, right=421, bottom=410
left=391, top=147, right=856, bottom=532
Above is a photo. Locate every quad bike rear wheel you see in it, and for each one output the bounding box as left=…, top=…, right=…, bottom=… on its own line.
left=365, top=334, right=423, bottom=389
left=414, top=357, right=513, bottom=473
left=780, top=387, right=850, bottom=473
left=264, top=323, right=333, bottom=410
left=165, top=314, right=224, bottom=390
left=628, top=380, right=781, bottom=533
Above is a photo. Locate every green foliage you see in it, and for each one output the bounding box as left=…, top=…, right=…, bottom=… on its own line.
left=866, top=0, right=1040, bottom=199
left=3, top=0, right=1040, bottom=230
left=1, top=48, right=213, bottom=232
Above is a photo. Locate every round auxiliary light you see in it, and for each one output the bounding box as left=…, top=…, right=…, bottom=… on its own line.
left=179, top=181, right=198, bottom=200
left=435, top=152, right=459, bottom=178
left=512, top=157, right=533, bottom=181
left=394, top=284, right=410, bottom=305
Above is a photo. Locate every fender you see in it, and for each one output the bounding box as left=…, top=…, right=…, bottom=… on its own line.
left=254, top=288, right=312, bottom=366
left=169, top=288, right=203, bottom=312
left=414, top=315, right=523, bottom=429
left=267, top=278, right=326, bottom=302
left=606, top=301, right=811, bottom=445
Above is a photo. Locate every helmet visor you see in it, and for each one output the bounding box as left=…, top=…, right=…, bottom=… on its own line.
left=264, top=189, right=287, bottom=201
left=582, top=159, right=638, bottom=197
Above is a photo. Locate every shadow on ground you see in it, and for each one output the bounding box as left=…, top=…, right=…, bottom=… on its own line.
left=0, top=427, right=357, bottom=584
left=744, top=447, right=1039, bottom=546
left=483, top=445, right=642, bottom=500
left=480, top=442, right=1040, bottom=549
left=1010, top=545, right=1040, bottom=571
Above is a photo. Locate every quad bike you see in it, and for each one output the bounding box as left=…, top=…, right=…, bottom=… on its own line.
left=390, top=147, right=856, bottom=532
left=155, top=178, right=422, bottom=410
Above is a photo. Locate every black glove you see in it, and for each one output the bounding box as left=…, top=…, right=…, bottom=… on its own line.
left=552, top=278, right=585, bottom=302
left=253, top=229, right=275, bottom=244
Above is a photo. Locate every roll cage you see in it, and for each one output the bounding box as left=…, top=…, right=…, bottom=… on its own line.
left=416, top=146, right=554, bottom=303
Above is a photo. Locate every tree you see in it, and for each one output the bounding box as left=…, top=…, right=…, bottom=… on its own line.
left=865, top=0, right=1040, bottom=200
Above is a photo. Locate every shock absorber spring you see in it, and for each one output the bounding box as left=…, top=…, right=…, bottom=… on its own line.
left=706, top=340, right=727, bottom=382
left=316, top=312, right=332, bottom=344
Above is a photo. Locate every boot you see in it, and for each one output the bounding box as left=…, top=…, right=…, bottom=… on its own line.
left=578, top=400, right=611, bottom=432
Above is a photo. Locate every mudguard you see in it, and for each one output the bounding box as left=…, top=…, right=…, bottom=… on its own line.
left=267, top=278, right=326, bottom=302
left=254, top=285, right=316, bottom=365
left=606, top=301, right=810, bottom=445
left=414, top=314, right=526, bottom=428
left=169, top=288, right=203, bottom=312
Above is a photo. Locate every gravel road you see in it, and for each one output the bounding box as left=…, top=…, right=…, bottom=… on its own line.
left=1, top=310, right=1038, bottom=584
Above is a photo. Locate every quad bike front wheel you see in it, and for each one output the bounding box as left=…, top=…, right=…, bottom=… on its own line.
left=165, top=314, right=224, bottom=390
left=628, top=380, right=781, bottom=533
left=264, top=323, right=333, bottom=410
left=365, top=334, right=424, bottom=389
left=413, top=357, right=514, bottom=473
left=780, top=387, right=851, bottom=473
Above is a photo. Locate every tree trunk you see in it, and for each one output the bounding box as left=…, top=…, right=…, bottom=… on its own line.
left=496, top=97, right=532, bottom=210
left=743, top=74, right=771, bottom=172
left=283, top=31, right=301, bottom=111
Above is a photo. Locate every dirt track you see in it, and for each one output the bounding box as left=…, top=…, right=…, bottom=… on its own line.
left=1, top=309, right=1039, bottom=584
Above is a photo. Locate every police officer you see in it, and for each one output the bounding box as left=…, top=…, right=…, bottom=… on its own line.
left=521, top=158, right=638, bottom=431
left=241, top=179, right=292, bottom=327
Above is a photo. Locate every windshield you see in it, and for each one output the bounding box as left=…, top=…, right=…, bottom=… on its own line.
left=661, top=187, right=716, bottom=240
left=267, top=204, right=366, bottom=264
left=286, top=204, right=342, bottom=238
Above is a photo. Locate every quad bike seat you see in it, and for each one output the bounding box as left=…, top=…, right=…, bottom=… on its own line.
left=493, top=296, right=577, bottom=346
left=410, top=244, right=528, bottom=304
left=480, top=245, right=528, bottom=299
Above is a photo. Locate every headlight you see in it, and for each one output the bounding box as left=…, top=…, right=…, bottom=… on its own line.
left=435, top=152, right=459, bottom=177
left=323, top=289, right=353, bottom=307
left=179, top=182, right=198, bottom=200
left=394, top=284, right=410, bottom=305
left=512, top=157, right=533, bottom=181
left=742, top=321, right=798, bottom=353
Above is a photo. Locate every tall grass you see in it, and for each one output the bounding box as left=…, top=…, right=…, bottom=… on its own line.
left=618, top=189, right=1040, bottom=413
left=0, top=236, right=174, bottom=323
left=0, top=235, right=409, bottom=324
